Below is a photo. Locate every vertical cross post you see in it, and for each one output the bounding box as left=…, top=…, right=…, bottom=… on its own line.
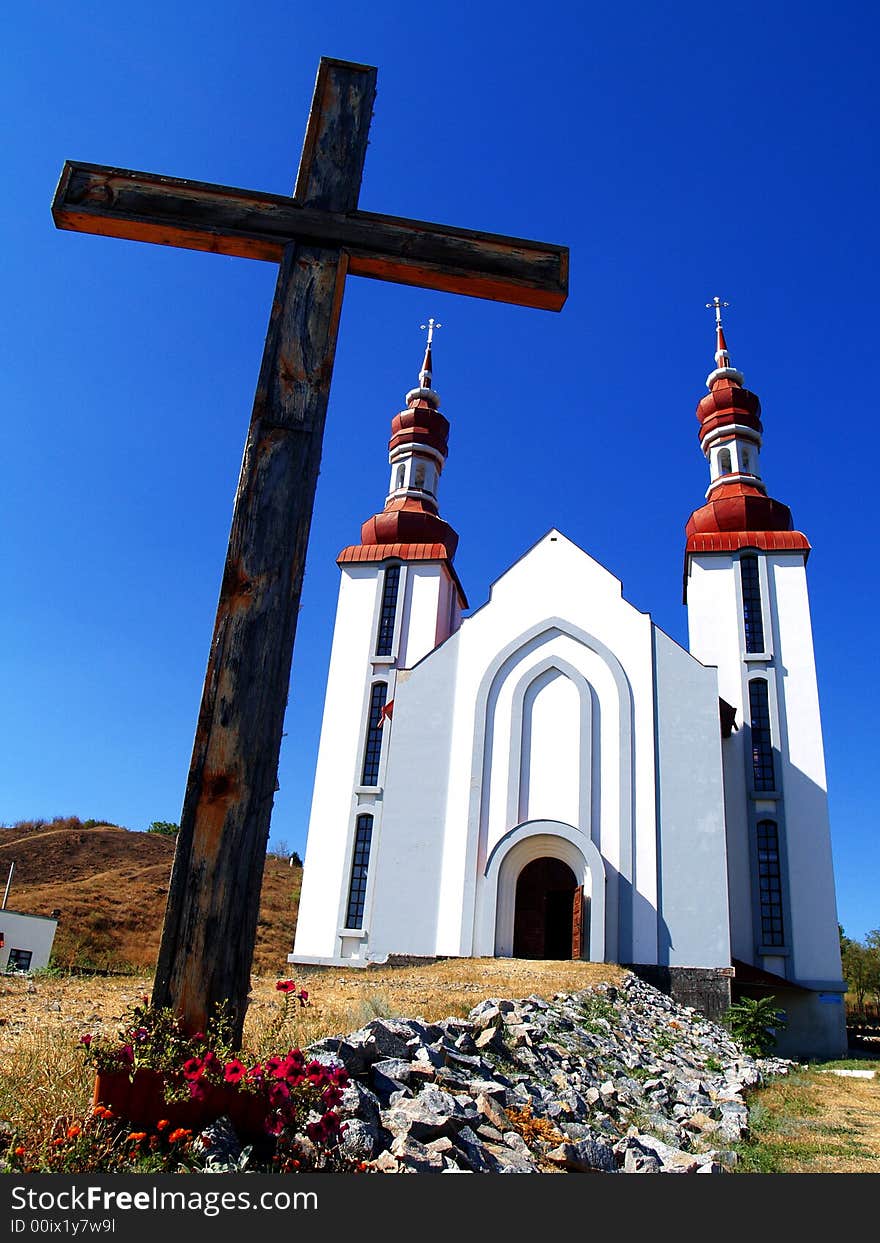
left=151, top=61, right=376, bottom=1041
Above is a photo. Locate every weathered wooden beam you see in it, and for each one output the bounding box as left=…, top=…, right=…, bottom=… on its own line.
left=150, top=59, right=376, bottom=1041
left=52, top=162, right=568, bottom=311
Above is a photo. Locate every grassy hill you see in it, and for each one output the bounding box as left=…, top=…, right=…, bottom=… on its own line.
left=0, top=817, right=301, bottom=973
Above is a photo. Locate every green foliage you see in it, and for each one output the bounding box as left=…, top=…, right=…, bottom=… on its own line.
left=578, top=993, right=617, bottom=1033
left=724, top=994, right=787, bottom=1056
left=840, top=925, right=880, bottom=1010
left=147, top=820, right=179, bottom=838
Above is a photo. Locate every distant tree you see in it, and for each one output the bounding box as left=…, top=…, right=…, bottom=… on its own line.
left=267, top=838, right=291, bottom=859
left=147, top=820, right=179, bottom=838
left=840, top=927, right=880, bottom=1011
left=289, top=851, right=302, bottom=868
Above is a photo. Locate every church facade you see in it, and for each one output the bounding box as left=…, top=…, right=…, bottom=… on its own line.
left=291, top=315, right=846, bottom=1057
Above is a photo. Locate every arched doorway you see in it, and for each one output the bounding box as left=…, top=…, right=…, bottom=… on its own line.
left=513, top=857, right=578, bottom=959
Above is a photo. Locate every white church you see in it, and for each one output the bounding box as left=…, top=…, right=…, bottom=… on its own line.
left=291, top=310, right=847, bottom=1057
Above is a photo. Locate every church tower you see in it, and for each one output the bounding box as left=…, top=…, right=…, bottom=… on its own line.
left=293, top=327, right=467, bottom=963
left=684, top=301, right=846, bottom=1053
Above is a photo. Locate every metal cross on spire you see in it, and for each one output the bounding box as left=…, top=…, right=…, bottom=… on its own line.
left=706, top=296, right=730, bottom=329
left=420, top=317, right=442, bottom=345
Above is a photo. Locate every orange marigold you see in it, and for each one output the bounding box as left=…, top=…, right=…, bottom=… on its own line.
left=128, top=1132, right=148, bottom=1143
left=67, top=1125, right=82, bottom=1139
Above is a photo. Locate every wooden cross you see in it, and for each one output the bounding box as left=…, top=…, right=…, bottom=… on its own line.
left=52, top=57, right=568, bottom=1043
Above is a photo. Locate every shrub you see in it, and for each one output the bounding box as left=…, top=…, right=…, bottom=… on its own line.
left=724, top=995, right=787, bottom=1056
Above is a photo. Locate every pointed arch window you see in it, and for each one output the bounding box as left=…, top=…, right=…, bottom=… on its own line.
left=361, top=682, right=388, bottom=787
left=740, top=555, right=765, bottom=652
left=756, top=819, right=785, bottom=946
left=375, top=565, right=401, bottom=657
left=345, top=814, right=373, bottom=929
left=748, top=678, right=775, bottom=791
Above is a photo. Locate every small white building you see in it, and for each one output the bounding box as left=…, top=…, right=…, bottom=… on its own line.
left=291, top=315, right=847, bottom=1058
left=1, top=909, right=58, bottom=972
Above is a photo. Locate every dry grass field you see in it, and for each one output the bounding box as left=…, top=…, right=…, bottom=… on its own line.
left=0, top=959, right=623, bottom=1147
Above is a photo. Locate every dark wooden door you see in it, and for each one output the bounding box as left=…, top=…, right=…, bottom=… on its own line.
left=513, top=857, right=577, bottom=959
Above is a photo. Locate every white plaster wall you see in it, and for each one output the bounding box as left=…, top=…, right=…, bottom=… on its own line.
left=0, top=911, right=57, bottom=970
left=399, top=565, right=445, bottom=667
left=767, top=555, right=842, bottom=984
left=686, top=556, right=743, bottom=712
left=521, top=671, right=580, bottom=826
left=294, top=566, right=382, bottom=958
left=428, top=531, right=658, bottom=960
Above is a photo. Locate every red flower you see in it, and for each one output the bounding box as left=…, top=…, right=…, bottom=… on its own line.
left=275, top=979, right=298, bottom=994
left=224, top=1059, right=246, bottom=1084
left=285, top=1049, right=305, bottom=1072
left=168, top=1128, right=192, bottom=1144
left=80, top=1034, right=92, bottom=1048
left=67, top=1125, right=82, bottom=1139
left=264, top=1055, right=284, bottom=1077
left=268, top=1081, right=291, bottom=1106
left=298, top=989, right=309, bottom=1005
left=13, top=1146, right=25, bottom=1158
left=330, top=1066, right=349, bottom=1087
left=182, top=1057, right=204, bottom=1080
left=156, top=1119, right=170, bottom=1131
left=128, top=1132, right=147, bottom=1143
left=321, top=1085, right=343, bottom=1109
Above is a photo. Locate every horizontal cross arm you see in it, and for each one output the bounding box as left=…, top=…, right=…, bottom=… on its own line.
left=52, top=162, right=568, bottom=311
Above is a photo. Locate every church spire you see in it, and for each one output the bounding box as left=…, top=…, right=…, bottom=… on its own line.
left=684, top=302, right=809, bottom=555
left=340, top=324, right=460, bottom=559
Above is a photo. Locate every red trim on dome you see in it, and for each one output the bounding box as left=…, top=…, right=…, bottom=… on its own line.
left=685, top=480, right=795, bottom=537
left=686, top=530, right=811, bottom=555
left=696, top=383, right=763, bottom=442
left=337, top=543, right=468, bottom=607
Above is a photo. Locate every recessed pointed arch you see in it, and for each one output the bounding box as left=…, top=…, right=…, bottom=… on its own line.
left=460, top=617, right=635, bottom=962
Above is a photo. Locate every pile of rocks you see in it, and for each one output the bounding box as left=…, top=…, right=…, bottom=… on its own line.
left=306, top=973, right=791, bottom=1174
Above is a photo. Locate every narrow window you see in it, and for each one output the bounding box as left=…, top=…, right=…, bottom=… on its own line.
left=345, top=814, right=373, bottom=929
left=756, top=820, right=785, bottom=946
left=375, top=565, right=401, bottom=656
left=395, top=465, right=404, bottom=490
left=740, top=555, right=765, bottom=652
left=748, top=679, right=776, bottom=791
left=361, top=682, right=388, bottom=786
left=742, top=448, right=751, bottom=472
left=718, top=447, right=732, bottom=475
left=414, top=462, right=426, bottom=489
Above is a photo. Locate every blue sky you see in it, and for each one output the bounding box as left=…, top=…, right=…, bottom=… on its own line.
left=3, top=2, right=877, bottom=940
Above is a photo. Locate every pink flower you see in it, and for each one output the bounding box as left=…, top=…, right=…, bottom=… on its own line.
left=298, top=990, right=309, bottom=1005
left=224, top=1059, right=246, bottom=1084
left=80, top=1034, right=92, bottom=1048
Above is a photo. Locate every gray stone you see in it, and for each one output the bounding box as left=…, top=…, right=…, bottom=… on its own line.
left=483, top=1143, right=538, bottom=1173
left=340, top=1118, right=381, bottom=1161
left=545, top=1138, right=617, bottom=1174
